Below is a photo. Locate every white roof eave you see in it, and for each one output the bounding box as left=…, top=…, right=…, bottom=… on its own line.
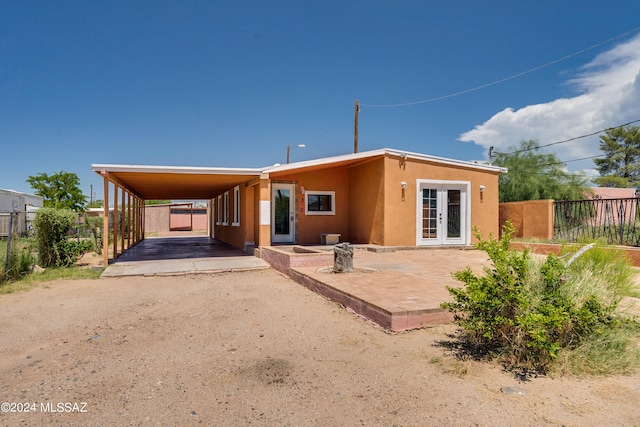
left=91, top=164, right=264, bottom=176
left=263, top=148, right=507, bottom=174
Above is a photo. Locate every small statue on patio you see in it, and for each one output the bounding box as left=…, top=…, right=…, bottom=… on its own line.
left=333, top=242, right=353, bottom=273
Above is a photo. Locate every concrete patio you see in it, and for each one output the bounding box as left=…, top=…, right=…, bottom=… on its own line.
left=260, top=245, right=492, bottom=332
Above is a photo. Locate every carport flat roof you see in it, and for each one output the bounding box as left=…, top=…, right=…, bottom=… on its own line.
left=92, top=164, right=264, bottom=200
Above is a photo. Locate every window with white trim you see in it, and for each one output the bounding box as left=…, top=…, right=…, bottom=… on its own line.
left=305, top=191, right=335, bottom=215
left=232, top=185, right=240, bottom=226
left=216, top=195, right=222, bottom=225
left=223, top=191, right=230, bottom=225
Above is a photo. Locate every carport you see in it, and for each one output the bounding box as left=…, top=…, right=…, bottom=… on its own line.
left=91, top=164, right=264, bottom=268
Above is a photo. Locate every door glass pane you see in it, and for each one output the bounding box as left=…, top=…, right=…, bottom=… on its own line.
left=447, top=190, right=461, bottom=238
left=422, top=189, right=437, bottom=239
left=274, top=189, right=290, bottom=235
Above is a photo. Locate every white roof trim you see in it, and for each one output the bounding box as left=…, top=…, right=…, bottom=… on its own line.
left=91, top=164, right=263, bottom=175
left=264, top=148, right=507, bottom=173
left=92, top=147, right=507, bottom=177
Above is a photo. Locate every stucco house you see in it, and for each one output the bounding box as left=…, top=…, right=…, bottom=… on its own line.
left=92, top=148, right=506, bottom=264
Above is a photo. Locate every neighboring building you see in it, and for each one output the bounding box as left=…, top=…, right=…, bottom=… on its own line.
left=93, top=148, right=506, bottom=259
left=588, top=187, right=639, bottom=227
left=591, top=187, right=638, bottom=199
left=0, top=188, right=44, bottom=236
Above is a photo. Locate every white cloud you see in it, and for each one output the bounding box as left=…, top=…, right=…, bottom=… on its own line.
left=459, top=33, right=640, bottom=172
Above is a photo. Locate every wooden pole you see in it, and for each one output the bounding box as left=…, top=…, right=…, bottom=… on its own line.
left=354, top=99, right=359, bottom=153
left=127, top=192, right=132, bottom=248
left=102, top=178, right=109, bottom=267
left=120, top=188, right=125, bottom=255
left=113, top=185, right=119, bottom=259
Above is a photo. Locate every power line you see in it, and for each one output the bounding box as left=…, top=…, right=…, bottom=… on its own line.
left=505, top=151, right=625, bottom=176
left=494, top=118, right=640, bottom=156
left=360, top=26, right=640, bottom=108
left=300, top=109, right=351, bottom=146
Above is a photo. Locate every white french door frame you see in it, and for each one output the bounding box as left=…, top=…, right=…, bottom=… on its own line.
left=271, top=183, right=296, bottom=243
left=416, top=180, right=471, bottom=246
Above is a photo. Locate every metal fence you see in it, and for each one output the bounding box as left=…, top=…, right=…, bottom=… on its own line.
left=1, top=210, right=99, bottom=238
left=553, top=197, right=640, bottom=246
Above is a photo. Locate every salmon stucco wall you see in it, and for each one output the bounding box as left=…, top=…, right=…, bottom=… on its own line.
left=349, top=158, right=385, bottom=245
left=499, top=199, right=554, bottom=240
left=169, top=212, right=208, bottom=231
left=274, top=166, right=351, bottom=244
left=382, top=155, right=501, bottom=245
left=213, top=184, right=256, bottom=250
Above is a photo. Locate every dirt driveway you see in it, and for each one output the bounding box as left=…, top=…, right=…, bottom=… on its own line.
left=1, top=270, right=639, bottom=426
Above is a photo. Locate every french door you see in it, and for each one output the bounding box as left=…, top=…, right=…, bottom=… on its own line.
left=272, top=183, right=295, bottom=243
left=417, top=181, right=469, bottom=246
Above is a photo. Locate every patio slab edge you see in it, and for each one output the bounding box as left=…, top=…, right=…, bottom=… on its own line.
left=287, top=268, right=454, bottom=332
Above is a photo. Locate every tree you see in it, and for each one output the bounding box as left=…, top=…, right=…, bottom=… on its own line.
left=145, top=200, right=172, bottom=205
left=27, top=170, right=87, bottom=211
left=593, top=125, right=640, bottom=188
left=87, top=199, right=104, bottom=209
left=492, top=140, right=590, bottom=202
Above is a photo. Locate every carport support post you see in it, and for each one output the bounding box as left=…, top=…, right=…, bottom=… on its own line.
left=135, top=197, right=141, bottom=243
left=113, top=184, right=119, bottom=259
left=207, top=198, right=213, bottom=237
left=141, top=201, right=145, bottom=241
left=120, top=188, right=125, bottom=254
left=102, top=177, right=109, bottom=268
left=127, top=192, right=132, bottom=249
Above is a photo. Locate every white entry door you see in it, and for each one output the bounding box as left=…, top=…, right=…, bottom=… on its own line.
left=272, top=183, right=295, bottom=243
left=416, top=181, right=469, bottom=246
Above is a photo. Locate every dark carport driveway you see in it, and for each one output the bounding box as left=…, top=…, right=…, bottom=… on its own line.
left=101, top=236, right=268, bottom=277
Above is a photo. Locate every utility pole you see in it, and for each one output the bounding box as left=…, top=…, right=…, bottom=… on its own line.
left=354, top=99, right=359, bottom=153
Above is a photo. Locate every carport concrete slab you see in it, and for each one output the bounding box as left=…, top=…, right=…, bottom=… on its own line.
left=101, top=256, right=269, bottom=277
left=101, top=236, right=269, bottom=277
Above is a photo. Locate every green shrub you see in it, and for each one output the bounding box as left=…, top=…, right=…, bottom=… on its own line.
left=1, top=238, right=35, bottom=282
left=442, top=222, right=640, bottom=374
left=34, top=208, right=91, bottom=267
left=84, top=215, right=103, bottom=254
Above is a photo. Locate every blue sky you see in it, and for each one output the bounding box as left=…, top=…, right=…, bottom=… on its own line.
left=2, top=1, right=640, bottom=200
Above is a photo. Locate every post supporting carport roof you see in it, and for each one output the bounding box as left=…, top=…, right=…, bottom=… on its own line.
left=99, top=171, right=145, bottom=268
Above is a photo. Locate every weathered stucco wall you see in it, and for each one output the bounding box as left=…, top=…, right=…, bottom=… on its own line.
left=499, top=199, right=554, bottom=240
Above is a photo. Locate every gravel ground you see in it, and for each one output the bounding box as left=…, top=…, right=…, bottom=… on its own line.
left=1, top=269, right=639, bottom=426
